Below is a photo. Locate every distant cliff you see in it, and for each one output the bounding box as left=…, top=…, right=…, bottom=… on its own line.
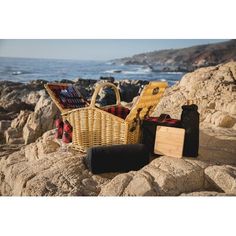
left=112, top=39, right=236, bottom=72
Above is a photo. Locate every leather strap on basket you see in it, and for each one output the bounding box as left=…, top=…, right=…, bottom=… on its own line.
left=143, top=106, right=153, bottom=120
left=90, top=82, right=121, bottom=108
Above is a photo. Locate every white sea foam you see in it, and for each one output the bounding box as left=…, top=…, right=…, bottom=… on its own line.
left=104, top=69, right=122, bottom=74
left=164, top=72, right=184, bottom=74
left=122, top=67, right=152, bottom=74
left=12, top=71, right=22, bottom=75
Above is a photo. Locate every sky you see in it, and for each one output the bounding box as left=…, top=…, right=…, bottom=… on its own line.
left=0, top=39, right=229, bottom=61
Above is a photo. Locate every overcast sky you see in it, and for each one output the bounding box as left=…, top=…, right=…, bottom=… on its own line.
left=0, top=39, right=229, bottom=60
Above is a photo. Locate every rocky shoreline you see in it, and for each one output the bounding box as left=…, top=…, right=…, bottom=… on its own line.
left=113, top=40, right=236, bottom=72
left=0, top=61, right=236, bottom=196
left=0, top=77, right=147, bottom=145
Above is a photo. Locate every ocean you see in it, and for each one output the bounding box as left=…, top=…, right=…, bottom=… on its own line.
left=0, top=57, right=185, bottom=86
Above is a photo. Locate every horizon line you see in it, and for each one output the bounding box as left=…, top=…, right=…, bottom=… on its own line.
left=0, top=56, right=107, bottom=62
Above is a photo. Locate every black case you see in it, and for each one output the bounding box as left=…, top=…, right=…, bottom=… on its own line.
left=85, top=144, right=150, bottom=174
left=141, top=114, right=182, bottom=154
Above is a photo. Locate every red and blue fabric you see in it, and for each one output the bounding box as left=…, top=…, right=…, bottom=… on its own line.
left=103, top=105, right=130, bottom=119
left=55, top=118, right=64, bottom=139
left=62, top=120, right=73, bottom=143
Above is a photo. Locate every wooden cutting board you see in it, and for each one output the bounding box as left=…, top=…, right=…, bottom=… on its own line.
left=154, top=126, right=185, bottom=158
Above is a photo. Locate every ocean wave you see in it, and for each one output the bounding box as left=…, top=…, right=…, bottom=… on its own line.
left=104, top=69, right=122, bottom=74
left=11, top=70, right=32, bottom=75
left=104, top=67, right=152, bottom=75
left=12, top=71, right=23, bottom=75
left=123, top=67, right=152, bottom=74
left=162, top=72, right=184, bottom=75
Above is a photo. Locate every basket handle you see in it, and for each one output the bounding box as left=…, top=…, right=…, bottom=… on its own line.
left=90, top=82, right=121, bottom=107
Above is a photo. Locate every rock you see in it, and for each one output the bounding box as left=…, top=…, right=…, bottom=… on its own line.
left=181, top=191, right=230, bottom=196
left=123, top=172, right=156, bottom=196
left=24, top=130, right=60, bottom=161
left=5, top=128, right=22, bottom=141
left=215, top=114, right=236, bottom=128
left=99, top=173, right=134, bottom=196
left=1, top=127, right=236, bottom=196
left=3, top=100, right=34, bottom=113
left=23, top=92, right=59, bottom=144
left=205, top=165, right=236, bottom=194
left=100, top=157, right=207, bottom=196
left=0, top=111, right=18, bottom=121
left=97, top=86, right=117, bottom=106
left=59, top=79, right=74, bottom=84
left=0, top=120, right=11, bottom=133
left=153, top=62, right=236, bottom=129
left=0, top=144, right=23, bottom=158
left=0, top=130, right=109, bottom=196
left=81, top=178, right=99, bottom=192
left=74, top=78, right=96, bottom=85
left=100, top=76, right=115, bottom=83
left=5, top=137, right=25, bottom=145
left=113, top=40, right=236, bottom=72
left=26, top=91, right=41, bottom=104
left=10, top=110, right=32, bottom=129
left=233, top=123, right=236, bottom=130
left=117, top=80, right=148, bottom=103
left=198, top=129, right=236, bottom=165
left=4, top=111, right=32, bottom=144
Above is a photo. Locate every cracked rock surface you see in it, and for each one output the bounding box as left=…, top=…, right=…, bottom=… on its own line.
left=0, top=129, right=235, bottom=196
left=0, top=130, right=115, bottom=196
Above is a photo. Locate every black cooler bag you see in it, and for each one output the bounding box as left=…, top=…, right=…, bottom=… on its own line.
left=141, top=114, right=182, bottom=154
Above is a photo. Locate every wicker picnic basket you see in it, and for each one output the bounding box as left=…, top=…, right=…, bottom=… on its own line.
left=45, top=81, right=167, bottom=152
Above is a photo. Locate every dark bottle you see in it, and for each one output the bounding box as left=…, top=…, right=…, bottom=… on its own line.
left=181, top=102, right=199, bottom=157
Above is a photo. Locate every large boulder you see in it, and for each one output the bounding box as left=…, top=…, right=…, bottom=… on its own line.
left=23, top=92, right=59, bottom=144
left=0, top=80, right=45, bottom=108
left=0, top=130, right=111, bottom=196
left=100, top=157, right=208, bottom=196
left=153, top=62, right=236, bottom=128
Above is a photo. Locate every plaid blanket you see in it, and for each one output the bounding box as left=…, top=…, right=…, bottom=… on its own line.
left=55, top=118, right=72, bottom=143
left=103, top=105, right=130, bottom=119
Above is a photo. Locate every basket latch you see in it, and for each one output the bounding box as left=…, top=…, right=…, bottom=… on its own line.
left=152, top=87, right=159, bottom=95
left=143, top=106, right=153, bottom=120
left=129, top=108, right=142, bottom=132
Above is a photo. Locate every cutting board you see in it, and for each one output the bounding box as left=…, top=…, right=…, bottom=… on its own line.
left=154, top=126, right=185, bottom=158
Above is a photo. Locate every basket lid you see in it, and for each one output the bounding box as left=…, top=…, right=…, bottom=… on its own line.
left=44, top=83, right=88, bottom=112
left=125, top=81, right=168, bottom=122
